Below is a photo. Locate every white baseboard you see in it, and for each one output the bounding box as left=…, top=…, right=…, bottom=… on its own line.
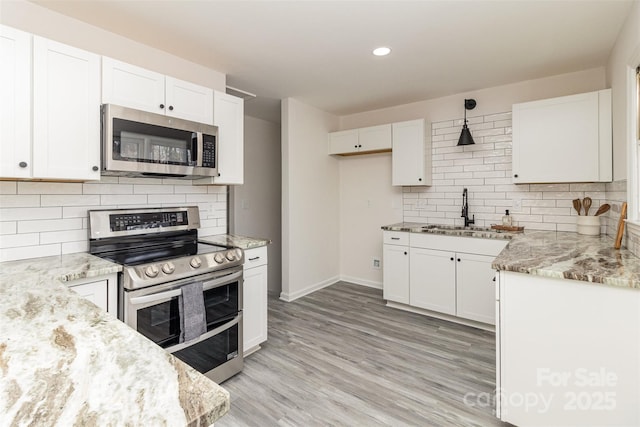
left=385, top=301, right=495, bottom=332
left=279, top=275, right=340, bottom=302
left=339, top=275, right=382, bottom=289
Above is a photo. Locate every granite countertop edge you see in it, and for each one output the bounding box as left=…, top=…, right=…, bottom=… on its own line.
left=200, top=233, right=272, bottom=250
left=382, top=222, right=640, bottom=290
left=0, top=252, right=230, bottom=425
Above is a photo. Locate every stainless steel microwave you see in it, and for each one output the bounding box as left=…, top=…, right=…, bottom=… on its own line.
left=101, top=104, right=218, bottom=179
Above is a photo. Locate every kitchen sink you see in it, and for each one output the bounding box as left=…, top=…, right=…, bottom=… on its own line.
left=420, top=224, right=504, bottom=234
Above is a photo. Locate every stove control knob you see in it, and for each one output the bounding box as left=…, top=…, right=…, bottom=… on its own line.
left=235, top=249, right=243, bottom=260
left=214, top=253, right=225, bottom=264
left=190, top=257, right=202, bottom=269
left=145, top=265, right=159, bottom=278
left=226, top=251, right=236, bottom=261
left=162, top=262, right=175, bottom=274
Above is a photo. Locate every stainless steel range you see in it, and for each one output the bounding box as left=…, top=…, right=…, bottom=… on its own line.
left=89, top=206, right=243, bottom=383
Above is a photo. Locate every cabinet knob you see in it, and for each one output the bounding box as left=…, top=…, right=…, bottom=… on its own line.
left=169, top=105, right=174, bottom=111
left=404, top=251, right=407, bottom=255
left=457, top=258, right=461, bottom=262
left=159, top=104, right=165, bottom=109
left=92, top=166, right=99, bottom=172
left=358, top=144, right=362, bottom=148
left=354, top=145, right=358, bottom=148
left=450, top=257, right=454, bottom=261
left=514, top=174, right=518, bottom=178
left=18, top=161, right=28, bottom=168
left=418, top=178, right=422, bottom=182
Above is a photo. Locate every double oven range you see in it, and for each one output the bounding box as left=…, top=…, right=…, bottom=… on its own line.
left=89, top=206, right=243, bottom=383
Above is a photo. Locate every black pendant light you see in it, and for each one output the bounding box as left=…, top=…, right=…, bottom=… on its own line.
left=457, top=98, right=477, bottom=146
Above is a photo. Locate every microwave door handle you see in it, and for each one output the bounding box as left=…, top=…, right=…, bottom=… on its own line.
left=196, top=132, right=203, bottom=167
left=129, top=288, right=182, bottom=306
left=202, top=270, right=243, bottom=291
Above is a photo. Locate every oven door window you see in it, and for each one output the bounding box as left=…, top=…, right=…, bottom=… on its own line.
left=173, top=321, right=239, bottom=374
left=135, top=280, right=239, bottom=349
left=112, top=118, right=196, bottom=166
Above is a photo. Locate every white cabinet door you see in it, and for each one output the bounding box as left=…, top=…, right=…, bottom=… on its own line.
left=359, top=124, right=392, bottom=152
left=32, top=37, right=100, bottom=180
left=328, top=129, right=359, bottom=154
left=69, top=279, right=108, bottom=312
left=410, top=247, right=456, bottom=315
left=165, top=76, right=214, bottom=125
left=0, top=25, right=31, bottom=179
left=382, top=244, right=409, bottom=304
left=455, top=252, right=497, bottom=324
left=102, top=57, right=165, bottom=114
left=392, top=119, right=431, bottom=186
left=512, top=89, right=612, bottom=183
left=213, top=91, right=244, bottom=185
left=243, top=246, right=268, bottom=355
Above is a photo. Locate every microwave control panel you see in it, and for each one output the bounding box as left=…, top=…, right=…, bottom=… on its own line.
left=202, top=134, right=216, bottom=168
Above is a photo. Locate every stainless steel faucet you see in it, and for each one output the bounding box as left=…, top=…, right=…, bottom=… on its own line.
left=461, top=188, right=475, bottom=227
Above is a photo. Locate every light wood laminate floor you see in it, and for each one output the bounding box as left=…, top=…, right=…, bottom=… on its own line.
left=217, top=282, right=508, bottom=427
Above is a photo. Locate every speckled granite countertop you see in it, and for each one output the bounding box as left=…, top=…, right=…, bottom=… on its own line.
left=382, top=222, right=517, bottom=240
left=200, top=233, right=271, bottom=250
left=382, top=223, right=640, bottom=289
left=492, top=230, right=640, bottom=289
left=0, top=253, right=230, bottom=425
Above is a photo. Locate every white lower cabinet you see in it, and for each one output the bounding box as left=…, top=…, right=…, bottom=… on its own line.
left=242, top=246, right=268, bottom=355
left=383, top=230, right=507, bottom=326
left=66, top=274, right=117, bottom=315
left=496, top=271, right=640, bottom=426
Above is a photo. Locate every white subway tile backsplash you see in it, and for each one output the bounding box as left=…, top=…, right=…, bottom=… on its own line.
left=41, top=195, right=101, bottom=207
left=0, top=182, right=17, bottom=194
left=0, top=176, right=227, bottom=262
left=18, top=182, right=83, bottom=194
left=18, top=218, right=83, bottom=233
left=0, top=195, right=40, bottom=208
left=40, top=229, right=88, bottom=244
left=0, top=207, right=62, bottom=221
left=0, top=244, right=60, bottom=262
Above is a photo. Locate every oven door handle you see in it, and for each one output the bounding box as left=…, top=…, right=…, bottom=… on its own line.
left=165, top=314, right=241, bottom=353
left=129, top=270, right=243, bottom=306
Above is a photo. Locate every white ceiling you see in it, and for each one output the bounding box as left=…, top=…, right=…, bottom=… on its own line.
left=32, top=0, right=633, bottom=123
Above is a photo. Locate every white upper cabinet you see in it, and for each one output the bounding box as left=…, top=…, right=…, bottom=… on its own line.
left=0, top=25, right=31, bottom=179
left=33, top=37, right=101, bottom=180
left=102, top=57, right=214, bottom=125
left=195, top=91, right=244, bottom=185
left=512, top=89, right=612, bottom=183
left=392, top=119, right=432, bottom=186
left=328, top=124, right=392, bottom=155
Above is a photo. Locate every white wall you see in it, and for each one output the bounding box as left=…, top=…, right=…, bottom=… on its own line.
left=281, top=98, right=340, bottom=301
left=0, top=178, right=227, bottom=262
left=0, top=0, right=225, bottom=91
left=338, top=153, right=402, bottom=288
left=231, top=116, right=282, bottom=294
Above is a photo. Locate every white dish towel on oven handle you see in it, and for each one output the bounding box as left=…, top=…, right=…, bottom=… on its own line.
left=178, top=282, right=207, bottom=343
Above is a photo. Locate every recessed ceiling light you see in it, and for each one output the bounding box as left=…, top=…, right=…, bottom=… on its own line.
left=372, top=47, right=391, bottom=56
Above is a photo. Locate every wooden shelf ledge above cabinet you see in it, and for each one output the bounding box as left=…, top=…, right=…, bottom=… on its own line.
left=328, top=124, right=392, bottom=155
left=512, top=89, right=612, bottom=184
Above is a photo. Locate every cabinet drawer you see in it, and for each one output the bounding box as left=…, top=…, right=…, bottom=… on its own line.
left=410, top=233, right=508, bottom=256
left=383, top=231, right=409, bottom=245
left=243, top=246, right=268, bottom=269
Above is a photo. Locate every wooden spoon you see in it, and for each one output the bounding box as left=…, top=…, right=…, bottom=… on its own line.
left=572, top=199, right=582, bottom=215
left=583, top=197, right=592, bottom=216
left=594, top=204, right=610, bottom=216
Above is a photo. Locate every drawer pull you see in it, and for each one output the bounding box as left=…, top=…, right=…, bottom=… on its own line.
left=248, top=256, right=260, bottom=261
left=390, top=237, right=400, bottom=240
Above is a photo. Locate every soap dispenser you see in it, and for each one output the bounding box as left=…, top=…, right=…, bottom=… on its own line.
left=502, top=209, right=512, bottom=226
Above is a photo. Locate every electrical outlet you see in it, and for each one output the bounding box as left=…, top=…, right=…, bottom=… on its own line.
left=513, top=198, right=522, bottom=211
left=372, top=258, right=381, bottom=269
